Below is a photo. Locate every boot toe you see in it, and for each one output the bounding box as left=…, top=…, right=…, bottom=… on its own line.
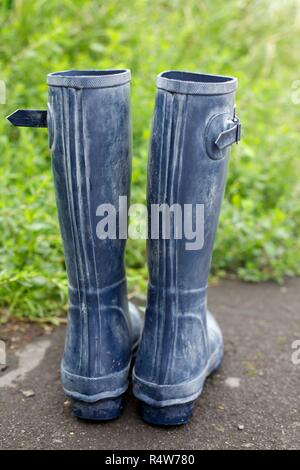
left=207, top=310, right=224, bottom=372
left=128, top=302, right=143, bottom=349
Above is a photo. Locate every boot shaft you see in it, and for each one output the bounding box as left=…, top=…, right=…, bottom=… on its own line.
left=147, top=71, right=238, bottom=290
left=48, top=70, right=132, bottom=290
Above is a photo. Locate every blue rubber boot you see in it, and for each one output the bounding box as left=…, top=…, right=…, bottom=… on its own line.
left=133, top=71, right=241, bottom=425
left=8, top=70, right=142, bottom=421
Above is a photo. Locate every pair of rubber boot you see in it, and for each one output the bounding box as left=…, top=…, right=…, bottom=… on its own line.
left=8, top=69, right=241, bottom=425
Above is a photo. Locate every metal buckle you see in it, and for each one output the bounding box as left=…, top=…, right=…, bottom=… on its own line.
left=232, top=108, right=241, bottom=144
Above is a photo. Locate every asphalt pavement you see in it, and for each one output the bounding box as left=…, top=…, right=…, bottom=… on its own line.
left=0, top=279, right=299, bottom=450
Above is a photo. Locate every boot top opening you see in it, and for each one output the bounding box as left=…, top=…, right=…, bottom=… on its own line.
left=157, top=70, right=237, bottom=95
left=47, top=69, right=131, bottom=89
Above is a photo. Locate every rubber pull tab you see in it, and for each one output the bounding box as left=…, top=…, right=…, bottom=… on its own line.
left=7, top=109, right=48, bottom=128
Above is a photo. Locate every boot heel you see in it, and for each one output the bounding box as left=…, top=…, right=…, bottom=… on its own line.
left=72, top=396, right=124, bottom=421
left=140, top=401, right=194, bottom=426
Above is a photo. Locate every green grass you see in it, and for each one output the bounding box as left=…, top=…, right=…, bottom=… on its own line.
left=0, top=0, right=300, bottom=322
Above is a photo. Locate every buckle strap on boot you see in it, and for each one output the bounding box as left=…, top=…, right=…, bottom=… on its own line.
left=205, top=108, right=242, bottom=160
left=7, top=109, right=48, bottom=128
left=214, top=109, right=241, bottom=150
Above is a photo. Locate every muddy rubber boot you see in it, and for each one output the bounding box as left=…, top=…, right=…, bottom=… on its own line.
left=8, top=69, right=142, bottom=421
left=133, top=71, right=241, bottom=425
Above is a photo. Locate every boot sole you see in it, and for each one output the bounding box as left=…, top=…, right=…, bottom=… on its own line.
left=72, top=395, right=124, bottom=421
left=136, top=344, right=223, bottom=426
left=69, top=335, right=140, bottom=422
left=140, top=401, right=194, bottom=426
